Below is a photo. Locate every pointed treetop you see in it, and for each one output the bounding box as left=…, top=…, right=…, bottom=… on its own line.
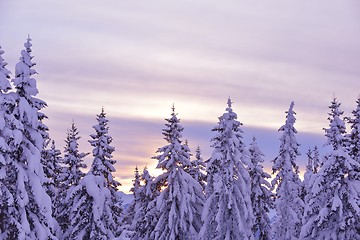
left=24, top=35, right=32, bottom=52
left=289, top=101, right=295, bottom=111
left=227, top=97, right=233, bottom=110
left=0, top=45, right=12, bottom=92
left=171, top=103, right=176, bottom=115
left=284, top=101, right=296, bottom=127
left=227, top=97, right=232, bottom=107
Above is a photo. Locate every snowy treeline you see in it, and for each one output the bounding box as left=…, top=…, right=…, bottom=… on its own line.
left=0, top=39, right=359, bottom=240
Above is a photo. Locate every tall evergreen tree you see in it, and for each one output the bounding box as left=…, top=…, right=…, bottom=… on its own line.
left=348, top=97, right=360, bottom=163
left=57, top=121, right=88, bottom=233
left=248, top=137, right=273, bottom=240
left=64, top=108, right=122, bottom=239
left=0, top=44, right=20, bottom=239
left=300, top=98, right=360, bottom=239
left=200, top=98, right=254, bottom=240
left=8, top=37, right=57, bottom=239
left=271, top=101, right=303, bottom=240
left=150, top=105, right=204, bottom=240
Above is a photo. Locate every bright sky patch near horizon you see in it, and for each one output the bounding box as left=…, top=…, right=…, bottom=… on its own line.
left=1, top=0, right=359, bottom=192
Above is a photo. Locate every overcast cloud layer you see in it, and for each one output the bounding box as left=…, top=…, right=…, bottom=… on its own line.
left=1, top=0, right=359, bottom=191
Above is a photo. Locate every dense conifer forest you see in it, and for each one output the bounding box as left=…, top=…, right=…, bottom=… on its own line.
left=0, top=38, right=359, bottom=239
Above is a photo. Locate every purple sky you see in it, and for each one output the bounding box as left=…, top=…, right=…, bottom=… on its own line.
left=1, top=0, right=360, bottom=192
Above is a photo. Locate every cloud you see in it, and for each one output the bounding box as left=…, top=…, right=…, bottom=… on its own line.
left=1, top=0, right=359, bottom=192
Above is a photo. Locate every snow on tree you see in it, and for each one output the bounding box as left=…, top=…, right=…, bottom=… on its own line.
left=57, top=121, right=88, bottom=233
left=301, top=147, right=318, bottom=210
left=312, top=145, right=321, bottom=174
left=4, top=37, right=57, bottom=239
left=347, top=97, right=360, bottom=164
left=122, top=166, right=141, bottom=227
left=62, top=121, right=88, bottom=186
left=271, top=101, right=304, bottom=240
left=150, top=105, right=204, bottom=240
left=248, top=137, right=273, bottom=240
left=0, top=44, right=21, bottom=239
left=131, top=166, right=160, bottom=240
left=63, top=108, right=122, bottom=239
left=324, top=97, right=348, bottom=150
left=200, top=98, right=254, bottom=240
left=186, top=145, right=206, bottom=191
left=302, top=148, right=314, bottom=196
left=300, top=98, right=360, bottom=239
left=41, top=140, right=63, bottom=208
left=0, top=45, right=11, bottom=91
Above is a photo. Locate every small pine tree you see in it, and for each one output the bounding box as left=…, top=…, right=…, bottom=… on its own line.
left=57, top=121, right=88, bottom=233
left=132, top=167, right=160, bottom=240
left=64, top=108, right=122, bottom=239
left=271, top=102, right=304, bottom=240
left=304, top=148, right=314, bottom=182
left=248, top=137, right=273, bottom=240
left=302, top=148, right=315, bottom=207
left=187, top=145, right=206, bottom=191
left=151, top=105, right=204, bottom=240
left=312, top=146, right=321, bottom=174
left=300, top=98, right=360, bottom=239
left=122, top=166, right=141, bottom=227
left=323, top=97, right=348, bottom=150
left=200, top=98, right=254, bottom=240
left=62, top=121, right=88, bottom=186
left=42, top=140, right=63, bottom=208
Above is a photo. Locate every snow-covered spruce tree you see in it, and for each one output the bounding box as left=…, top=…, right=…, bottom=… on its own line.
left=302, top=148, right=314, bottom=197
left=187, top=145, right=206, bottom=191
left=42, top=140, right=64, bottom=211
left=348, top=97, right=360, bottom=164
left=150, top=105, right=204, bottom=240
left=64, top=108, right=122, bottom=239
left=248, top=137, right=273, bottom=240
left=0, top=45, right=11, bottom=91
left=7, top=37, right=57, bottom=239
left=200, top=98, right=254, bottom=240
left=301, top=146, right=321, bottom=212
left=271, top=101, right=304, bottom=240
left=118, top=166, right=141, bottom=238
left=62, top=121, right=88, bottom=186
left=57, top=121, right=88, bottom=233
left=131, top=166, right=160, bottom=240
left=300, top=98, right=360, bottom=239
left=122, top=166, right=141, bottom=226
left=312, top=145, right=321, bottom=174
left=0, top=44, right=20, bottom=239
left=323, top=98, right=348, bottom=151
